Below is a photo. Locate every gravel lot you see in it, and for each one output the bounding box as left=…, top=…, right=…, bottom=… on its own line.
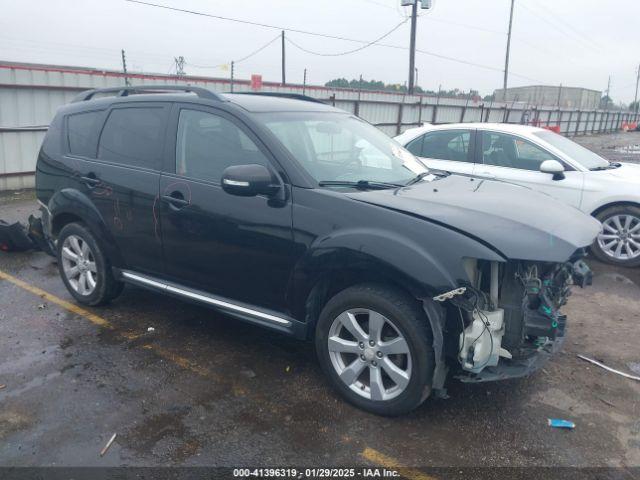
left=0, top=131, right=639, bottom=478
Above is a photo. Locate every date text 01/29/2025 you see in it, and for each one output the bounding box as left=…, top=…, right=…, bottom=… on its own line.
left=233, top=468, right=401, bottom=478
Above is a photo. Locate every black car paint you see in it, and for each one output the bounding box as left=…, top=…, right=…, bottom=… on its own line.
left=36, top=93, right=600, bottom=341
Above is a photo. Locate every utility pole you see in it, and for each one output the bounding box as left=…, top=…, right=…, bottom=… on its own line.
left=281, top=30, right=286, bottom=86
left=557, top=83, right=563, bottom=107
left=503, top=0, right=515, bottom=92
left=174, top=56, right=185, bottom=78
left=415, top=67, right=419, bottom=90
left=407, top=0, right=418, bottom=94
left=121, top=49, right=130, bottom=86
left=303, top=68, right=307, bottom=95
left=634, top=64, right=640, bottom=112
left=605, top=75, right=611, bottom=109
left=230, top=61, right=235, bottom=93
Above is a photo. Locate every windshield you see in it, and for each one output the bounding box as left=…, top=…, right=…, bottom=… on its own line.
left=534, top=130, right=609, bottom=170
left=257, top=112, right=428, bottom=186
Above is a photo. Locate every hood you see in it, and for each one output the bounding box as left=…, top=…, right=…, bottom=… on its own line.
left=601, top=162, right=640, bottom=181
left=347, top=174, right=601, bottom=263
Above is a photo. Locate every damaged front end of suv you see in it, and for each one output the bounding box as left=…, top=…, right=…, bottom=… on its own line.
left=439, top=253, right=592, bottom=384
left=353, top=175, right=602, bottom=397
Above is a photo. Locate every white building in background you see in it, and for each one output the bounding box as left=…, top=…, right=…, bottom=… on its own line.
left=494, top=85, right=602, bottom=109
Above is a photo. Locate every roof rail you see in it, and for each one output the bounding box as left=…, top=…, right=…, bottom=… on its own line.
left=231, top=92, right=326, bottom=104
left=71, top=85, right=225, bottom=103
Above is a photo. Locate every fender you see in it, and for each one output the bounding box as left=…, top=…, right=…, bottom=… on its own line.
left=287, top=225, right=505, bottom=320
left=47, top=188, right=124, bottom=267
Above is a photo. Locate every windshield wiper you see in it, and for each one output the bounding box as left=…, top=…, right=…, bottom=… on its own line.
left=318, top=180, right=403, bottom=190
left=405, top=171, right=432, bottom=186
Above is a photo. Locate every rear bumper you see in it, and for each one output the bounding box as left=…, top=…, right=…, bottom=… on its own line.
left=455, top=331, right=565, bottom=383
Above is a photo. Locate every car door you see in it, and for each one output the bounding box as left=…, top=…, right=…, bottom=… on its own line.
left=474, top=130, right=584, bottom=208
left=64, top=103, right=167, bottom=275
left=404, top=129, right=476, bottom=175
left=158, top=103, right=295, bottom=313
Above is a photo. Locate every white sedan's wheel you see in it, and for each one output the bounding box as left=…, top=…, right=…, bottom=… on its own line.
left=597, top=214, right=640, bottom=261
left=593, top=205, right=640, bottom=267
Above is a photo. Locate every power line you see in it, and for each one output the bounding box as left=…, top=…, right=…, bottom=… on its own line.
left=125, top=0, right=394, bottom=44
left=188, top=34, right=280, bottom=69
left=424, top=16, right=505, bottom=35
left=124, top=0, right=543, bottom=82
left=285, top=18, right=408, bottom=57
left=515, top=0, right=600, bottom=52
left=530, top=0, right=601, bottom=51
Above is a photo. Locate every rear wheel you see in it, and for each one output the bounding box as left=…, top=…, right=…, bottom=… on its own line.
left=592, top=205, right=640, bottom=267
left=57, top=223, right=123, bottom=306
left=315, top=283, right=433, bottom=416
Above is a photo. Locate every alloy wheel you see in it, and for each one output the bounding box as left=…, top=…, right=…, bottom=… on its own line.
left=597, top=214, right=640, bottom=261
left=327, top=308, right=412, bottom=401
left=61, top=234, right=98, bottom=295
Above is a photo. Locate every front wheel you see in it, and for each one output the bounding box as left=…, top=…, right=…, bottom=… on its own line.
left=592, top=205, right=640, bottom=267
left=315, top=284, right=434, bottom=416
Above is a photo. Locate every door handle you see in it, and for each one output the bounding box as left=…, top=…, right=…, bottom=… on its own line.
left=162, top=193, right=189, bottom=208
left=80, top=175, right=100, bottom=187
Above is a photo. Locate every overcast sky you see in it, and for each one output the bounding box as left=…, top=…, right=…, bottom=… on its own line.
left=1, top=0, right=639, bottom=103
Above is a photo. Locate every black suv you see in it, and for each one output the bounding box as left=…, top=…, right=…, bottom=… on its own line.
left=36, top=85, right=599, bottom=415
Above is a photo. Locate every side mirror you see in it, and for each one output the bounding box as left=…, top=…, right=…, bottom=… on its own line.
left=221, top=164, right=280, bottom=197
left=539, top=159, right=565, bottom=180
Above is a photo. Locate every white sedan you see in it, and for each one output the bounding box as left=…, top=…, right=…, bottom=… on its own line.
left=395, top=123, right=640, bottom=267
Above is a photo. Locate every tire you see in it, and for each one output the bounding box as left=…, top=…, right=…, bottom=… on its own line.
left=315, top=283, right=434, bottom=416
left=56, top=222, right=124, bottom=306
left=591, top=205, right=640, bottom=267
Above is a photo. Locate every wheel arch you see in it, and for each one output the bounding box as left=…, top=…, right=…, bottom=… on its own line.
left=300, top=263, right=425, bottom=340
left=591, top=200, right=640, bottom=218
left=48, top=188, right=124, bottom=267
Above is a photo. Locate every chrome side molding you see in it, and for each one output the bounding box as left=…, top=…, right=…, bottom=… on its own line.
left=120, top=270, right=292, bottom=326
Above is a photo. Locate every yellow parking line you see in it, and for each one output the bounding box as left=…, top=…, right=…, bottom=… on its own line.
left=361, top=447, right=437, bottom=480
left=0, top=269, right=211, bottom=379
left=0, top=269, right=112, bottom=329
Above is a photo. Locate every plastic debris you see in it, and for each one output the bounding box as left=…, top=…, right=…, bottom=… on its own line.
left=0, top=220, right=33, bottom=252
left=37, top=304, right=47, bottom=310
left=100, top=433, right=117, bottom=457
left=548, top=419, right=575, bottom=429
left=0, top=215, right=54, bottom=255
left=577, top=354, right=640, bottom=382
left=0, top=384, right=6, bottom=390
left=147, top=327, right=155, bottom=333
left=240, top=367, right=256, bottom=379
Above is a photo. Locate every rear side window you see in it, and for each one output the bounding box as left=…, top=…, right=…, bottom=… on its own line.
left=421, top=130, right=472, bottom=162
left=175, top=109, right=268, bottom=183
left=67, top=111, right=101, bottom=157
left=98, top=107, right=166, bottom=169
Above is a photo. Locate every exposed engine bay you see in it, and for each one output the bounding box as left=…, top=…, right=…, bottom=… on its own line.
left=439, top=251, right=592, bottom=382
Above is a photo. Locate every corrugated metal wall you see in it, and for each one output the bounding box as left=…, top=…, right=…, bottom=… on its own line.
left=1, top=61, right=639, bottom=191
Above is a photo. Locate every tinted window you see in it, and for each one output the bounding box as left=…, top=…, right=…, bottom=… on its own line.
left=405, top=136, right=423, bottom=156
left=67, top=111, right=101, bottom=157
left=98, top=107, right=166, bottom=169
left=421, top=130, right=472, bottom=162
left=176, top=109, right=268, bottom=182
left=481, top=131, right=556, bottom=171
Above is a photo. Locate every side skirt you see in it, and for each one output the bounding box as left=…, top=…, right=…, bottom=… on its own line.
left=117, top=269, right=307, bottom=339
